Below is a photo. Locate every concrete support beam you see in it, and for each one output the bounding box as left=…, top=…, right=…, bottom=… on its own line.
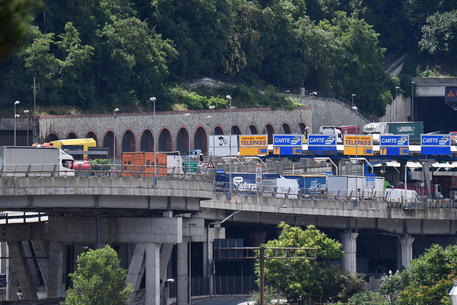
left=399, top=234, right=415, bottom=269
left=160, top=244, right=174, bottom=305
left=32, top=240, right=48, bottom=289
left=145, top=243, right=160, bottom=305
left=47, top=242, right=64, bottom=298
left=7, top=241, right=37, bottom=300
left=21, top=241, right=40, bottom=288
left=48, top=216, right=182, bottom=244
left=340, top=231, right=358, bottom=275
left=206, top=225, right=225, bottom=296
left=0, top=242, right=6, bottom=273
left=177, top=239, right=189, bottom=305
left=126, top=244, right=146, bottom=305
left=6, top=245, right=18, bottom=301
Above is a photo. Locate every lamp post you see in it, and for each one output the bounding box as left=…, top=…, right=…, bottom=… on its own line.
left=13, top=100, right=20, bottom=146
left=226, top=95, right=232, bottom=200
left=113, top=108, right=119, bottom=163
left=185, top=113, right=191, bottom=172
left=411, top=81, right=415, bottom=121
left=395, top=86, right=400, bottom=122
left=351, top=94, right=358, bottom=206
left=209, top=105, right=215, bottom=162
left=149, top=97, right=157, bottom=176
left=24, top=110, right=30, bottom=146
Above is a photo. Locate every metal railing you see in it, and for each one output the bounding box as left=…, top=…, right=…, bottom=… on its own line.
left=0, top=163, right=214, bottom=181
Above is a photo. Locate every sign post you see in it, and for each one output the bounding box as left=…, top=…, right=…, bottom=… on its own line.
left=272, top=134, right=303, bottom=155
left=307, top=135, right=337, bottom=155
left=379, top=135, right=409, bottom=156
left=421, top=134, right=451, bottom=155
left=239, top=135, right=268, bottom=156
left=343, top=135, right=373, bottom=156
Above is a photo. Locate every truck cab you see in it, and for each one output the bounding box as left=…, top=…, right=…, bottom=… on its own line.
left=319, top=126, right=343, bottom=143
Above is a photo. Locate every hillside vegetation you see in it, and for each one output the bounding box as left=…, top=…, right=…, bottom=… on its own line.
left=1, top=0, right=456, bottom=117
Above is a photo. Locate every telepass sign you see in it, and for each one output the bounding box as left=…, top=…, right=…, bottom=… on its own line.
left=239, top=135, right=268, bottom=156
left=343, top=135, right=373, bottom=156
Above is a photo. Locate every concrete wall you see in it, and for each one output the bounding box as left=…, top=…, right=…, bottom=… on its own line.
left=37, top=107, right=313, bottom=150
left=296, top=96, right=369, bottom=133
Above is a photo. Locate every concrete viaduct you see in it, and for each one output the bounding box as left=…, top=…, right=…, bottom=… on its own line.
left=1, top=175, right=457, bottom=304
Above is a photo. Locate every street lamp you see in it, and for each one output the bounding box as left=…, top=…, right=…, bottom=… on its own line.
left=149, top=97, right=157, bottom=177
left=24, top=110, right=30, bottom=145
left=351, top=94, right=359, bottom=206
left=395, top=86, right=400, bottom=122
left=13, top=100, right=20, bottom=145
left=113, top=108, right=119, bottom=163
left=226, top=95, right=232, bottom=200
left=411, top=81, right=415, bottom=121
left=209, top=105, right=216, bottom=162
left=185, top=113, right=191, bottom=172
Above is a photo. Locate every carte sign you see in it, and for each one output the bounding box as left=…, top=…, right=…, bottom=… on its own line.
left=307, top=134, right=337, bottom=155
left=421, top=134, right=451, bottom=155
left=273, top=134, right=303, bottom=155
left=379, top=135, right=409, bottom=156
left=239, top=135, right=268, bottom=156
left=343, top=135, right=373, bottom=156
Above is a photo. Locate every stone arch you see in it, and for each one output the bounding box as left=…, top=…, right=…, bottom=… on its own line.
left=265, top=124, right=274, bottom=144
left=231, top=125, right=241, bottom=135
left=194, top=127, right=208, bottom=154
left=249, top=125, right=258, bottom=135
left=176, top=128, right=189, bottom=154
left=45, top=133, right=58, bottom=142
left=215, top=126, right=224, bottom=135
left=159, top=129, right=172, bottom=152
left=140, top=130, right=154, bottom=152
left=282, top=123, right=291, bottom=134
left=86, top=131, right=98, bottom=144
left=103, top=131, right=115, bottom=158
left=67, top=132, right=77, bottom=139
left=122, top=130, right=136, bottom=153
left=299, top=123, right=307, bottom=134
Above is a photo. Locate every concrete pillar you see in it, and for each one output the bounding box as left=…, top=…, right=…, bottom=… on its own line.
left=0, top=242, right=6, bottom=274
left=340, top=231, right=358, bottom=275
left=399, top=234, right=415, bottom=269
left=202, top=242, right=208, bottom=281
left=32, top=240, right=48, bottom=289
left=145, top=243, right=160, bottom=305
left=21, top=241, right=40, bottom=287
left=47, top=242, right=64, bottom=298
left=177, top=239, right=189, bottom=305
left=8, top=241, right=37, bottom=300
left=6, top=244, right=19, bottom=301
left=126, top=244, right=146, bottom=305
left=160, top=244, right=174, bottom=305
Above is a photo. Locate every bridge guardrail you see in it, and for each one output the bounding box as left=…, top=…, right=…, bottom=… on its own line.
left=214, top=181, right=457, bottom=209
left=0, top=164, right=214, bottom=182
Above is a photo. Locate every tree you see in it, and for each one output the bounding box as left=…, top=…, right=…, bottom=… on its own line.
left=380, top=244, right=457, bottom=305
left=259, top=223, right=362, bottom=304
left=419, top=10, right=457, bottom=58
left=64, top=245, right=133, bottom=305
left=0, top=0, right=42, bottom=61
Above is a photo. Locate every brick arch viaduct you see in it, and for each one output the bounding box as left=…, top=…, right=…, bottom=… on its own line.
left=37, top=97, right=368, bottom=156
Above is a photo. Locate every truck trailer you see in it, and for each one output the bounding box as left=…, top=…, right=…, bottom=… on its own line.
left=0, top=146, right=74, bottom=176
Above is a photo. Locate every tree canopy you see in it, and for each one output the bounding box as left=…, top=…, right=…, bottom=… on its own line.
left=259, top=222, right=363, bottom=304
left=0, top=0, right=456, bottom=116
left=64, top=245, right=133, bottom=305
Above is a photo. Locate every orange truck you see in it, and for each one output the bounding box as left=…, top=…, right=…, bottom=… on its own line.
left=121, top=152, right=167, bottom=177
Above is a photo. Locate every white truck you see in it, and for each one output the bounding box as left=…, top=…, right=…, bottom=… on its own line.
left=0, top=146, right=74, bottom=176
left=319, top=126, right=343, bottom=143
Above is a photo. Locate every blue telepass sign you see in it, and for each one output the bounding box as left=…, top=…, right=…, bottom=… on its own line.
left=379, top=135, right=409, bottom=156
left=307, top=134, right=337, bottom=155
left=421, top=134, right=451, bottom=155
left=273, top=134, right=303, bottom=155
